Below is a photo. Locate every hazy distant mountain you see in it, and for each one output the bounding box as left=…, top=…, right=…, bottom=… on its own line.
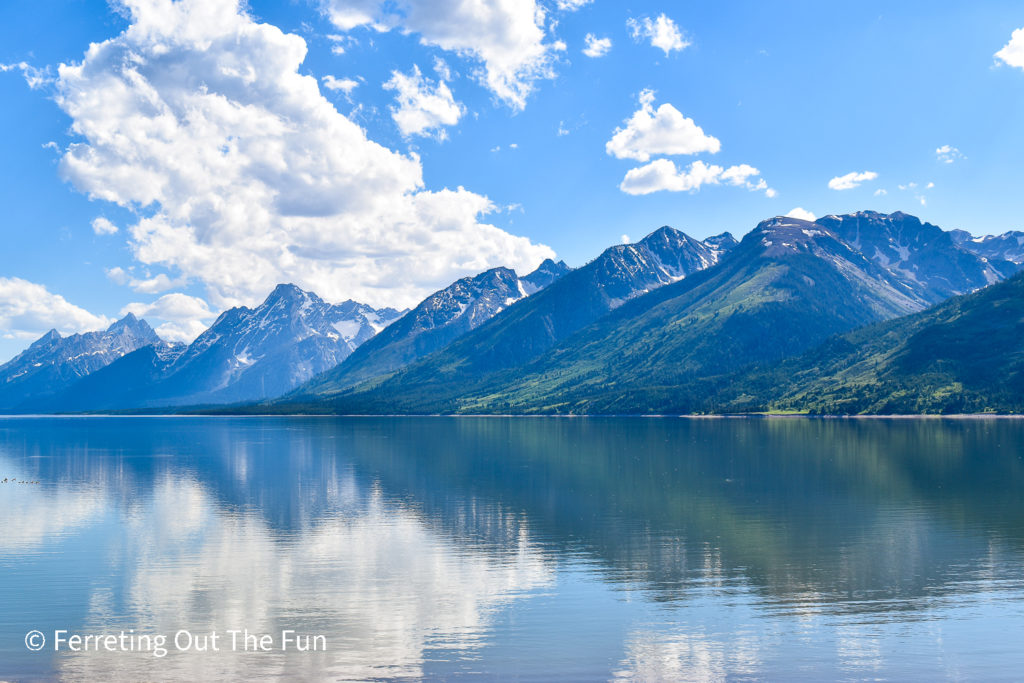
left=49, top=284, right=404, bottom=410
left=295, top=259, right=570, bottom=396
left=950, top=228, right=1024, bottom=265
left=292, top=226, right=737, bottom=405
left=0, top=314, right=164, bottom=410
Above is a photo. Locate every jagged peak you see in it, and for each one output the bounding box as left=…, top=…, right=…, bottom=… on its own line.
left=468, top=266, right=518, bottom=283
left=526, top=258, right=570, bottom=277
left=818, top=210, right=922, bottom=225
left=265, top=282, right=308, bottom=301
left=704, top=232, right=738, bottom=249
left=755, top=215, right=820, bottom=232
left=106, top=312, right=154, bottom=335
left=638, top=225, right=692, bottom=246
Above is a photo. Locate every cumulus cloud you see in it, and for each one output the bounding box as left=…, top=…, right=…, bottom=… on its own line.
left=121, top=293, right=216, bottom=343
left=786, top=207, right=816, bottom=221
left=935, top=145, right=964, bottom=164
left=619, top=159, right=768, bottom=196
left=606, top=90, right=720, bottom=162
left=106, top=267, right=187, bottom=295
left=321, top=75, right=359, bottom=93
left=995, top=28, right=1024, bottom=69
left=627, top=14, right=689, bottom=55
left=91, top=216, right=118, bottom=235
left=321, top=0, right=560, bottom=110
left=383, top=65, right=463, bottom=139
left=52, top=0, right=553, bottom=315
left=583, top=34, right=612, bottom=58
left=0, top=277, right=111, bottom=341
left=827, top=170, right=878, bottom=190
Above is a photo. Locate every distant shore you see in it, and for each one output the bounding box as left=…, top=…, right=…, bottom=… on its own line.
left=3, top=412, right=1024, bottom=419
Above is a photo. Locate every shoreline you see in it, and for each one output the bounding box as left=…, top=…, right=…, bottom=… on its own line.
left=2, top=412, right=1024, bottom=420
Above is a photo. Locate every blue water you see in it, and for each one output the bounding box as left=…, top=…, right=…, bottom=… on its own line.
left=1, top=416, right=1023, bottom=681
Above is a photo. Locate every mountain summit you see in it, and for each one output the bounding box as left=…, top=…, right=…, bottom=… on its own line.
left=294, top=226, right=736, bottom=402
left=301, top=211, right=1020, bottom=414
left=296, top=259, right=571, bottom=395
left=0, top=314, right=164, bottom=410
left=49, top=285, right=405, bottom=410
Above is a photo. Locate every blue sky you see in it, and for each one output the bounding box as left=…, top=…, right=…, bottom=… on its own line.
left=1, top=0, right=1023, bottom=361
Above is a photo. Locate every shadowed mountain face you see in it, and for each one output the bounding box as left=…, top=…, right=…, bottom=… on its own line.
left=295, top=226, right=736, bottom=401
left=45, top=285, right=405, bottom=410
left=951, top=228, right=1024, bottom=265
left=816, top=211, right=1017, bottom=301
left=0, top=315, right=165, bottom=411
left=302, top=212, right=1020, bottom=415
left=715, top=270, right=1024, bottom=415
left=295, top=260, right=570, bottom=396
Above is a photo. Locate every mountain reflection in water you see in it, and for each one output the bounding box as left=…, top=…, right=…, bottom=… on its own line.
left=1, top=416, right=1023, bottom=681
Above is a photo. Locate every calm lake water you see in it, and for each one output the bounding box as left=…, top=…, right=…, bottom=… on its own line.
left=1, top=416, right=1023, bottom=681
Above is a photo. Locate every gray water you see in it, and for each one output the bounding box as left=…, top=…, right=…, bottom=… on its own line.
left=1, top=416, right=1023, bottom=681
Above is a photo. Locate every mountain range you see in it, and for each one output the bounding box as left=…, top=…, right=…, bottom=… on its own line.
left=296, top=228, right=732, bottom=398
left=276, top=211, right=1023, bottom=415
left=0, top=314, right=166, bottom=410
left=295, top=259, right=570, bottom=395
left=951, top=229, right=1024, bottom=264
left=2, top=210, right=1021, bottom=415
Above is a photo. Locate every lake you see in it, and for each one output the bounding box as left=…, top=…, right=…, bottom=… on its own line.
left=1, top=416, right=1023, bottom=681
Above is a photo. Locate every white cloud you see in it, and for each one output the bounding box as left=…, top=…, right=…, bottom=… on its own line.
left=120, top=293, right=216, bottom=343
left=627, top=14, right=689, bottom=55
left=0, top=61, right=51, bottom=89
left=995, top=28, right=1024, bottom=69
left=827, top=170, right=878, bottom=190
left=105, top=267, right=129, bottom=286
left=556, top=0, right=593, bottom=10
left=583, top=34, right=612, bottom=58
left=322, top=75, right=359, bottom=93
left=935, top=145, right=964, bottom=164
left=383, top=65, right=463, bottom=139
left=765, top=188, right=777, bottom=198
left=432, top=56, right=452, bottom=81
left=786, top=207, right=816, bottom=221
left=874, top=188, right=887, bottom=196
left=106, top=267, right=186, bottom=294
left=131, top=274, right=187, bottom=294
left=619, top=159, right=768, bottom=196
left=53, top=0, right=553, bottom=313
left=91, top=216, right=118, bottom=235
left=896, top=181, right=930, bottom=207
left=606, top=90, right=720, bottom=162
left=0, top=277, right=111, bottom=341
left=620, top=234, right=631, bottom=244
left=321, top=0, right=560, bottom=110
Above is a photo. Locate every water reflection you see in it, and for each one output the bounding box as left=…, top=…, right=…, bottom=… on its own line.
left=1, top=416, right=1024, bottom=680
